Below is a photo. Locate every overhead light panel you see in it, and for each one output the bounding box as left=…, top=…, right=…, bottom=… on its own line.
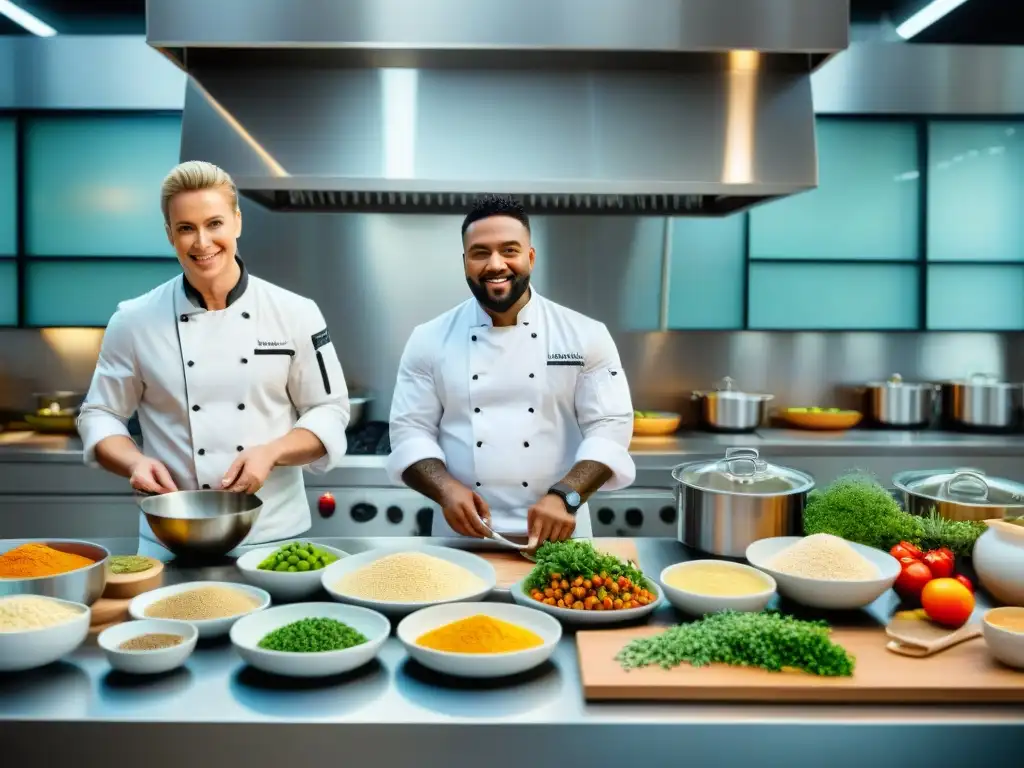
left=896, top=0, right=972, bottom=39
left=0, top=0, right=57, bottom=37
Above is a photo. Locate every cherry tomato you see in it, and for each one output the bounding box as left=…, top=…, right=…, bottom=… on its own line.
left=890, top=544, right=916, bottom=560
left=894, top=560, right=933, bottom=599
left=898, top=541, right=923, bottom=559
left=922, top=549, right=955, bottom=579
left=921, top=577, right=975, bottom=627
left=954, top=574, right=974, bottom=593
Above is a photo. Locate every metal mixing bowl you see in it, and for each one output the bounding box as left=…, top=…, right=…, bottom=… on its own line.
left=0, top=539, right=109, bottom=605
left=138, top=490, right=263, bottom=559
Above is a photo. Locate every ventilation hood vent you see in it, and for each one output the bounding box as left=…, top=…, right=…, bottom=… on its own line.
left=147, top=0, right=849, bottom=216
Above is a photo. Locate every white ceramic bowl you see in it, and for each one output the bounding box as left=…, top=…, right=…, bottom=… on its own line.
left=0, top=596, right=90, bottom=672
left=236, top=542, right=350, bottom=602
left=230, top=602, right=390, bottom=678
left=745, top=536, right=900, bottom=610
left=659, top=560, right=777, bottom=616
left=510, top=577, right=662, bottom=625
left=397, top=602, right=561, bottom=678
left=129, top=581, right=271, bottom=638
left=982, top=607, right=1024, bottom=670
left=320, top=545, right=496, bottom=618
left=97, top=619, right=198, bottom=675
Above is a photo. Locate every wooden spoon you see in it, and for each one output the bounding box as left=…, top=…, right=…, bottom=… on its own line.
left=885, top=609, right=981, bottom=657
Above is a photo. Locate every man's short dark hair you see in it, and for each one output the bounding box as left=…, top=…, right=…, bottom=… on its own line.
left=461, top=194, right=530, bottom=237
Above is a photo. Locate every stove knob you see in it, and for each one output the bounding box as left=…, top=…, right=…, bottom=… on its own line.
left=415, top=507, right=434, bottom=536
left=659, top=505, right=677, bottom=524
left=317, top=492, right=336, bottom=518
left=351, top=503, right=377, bottom=523
left=597, top=507, right=615, bottom=525
left=624, top=508, right=644, bottom=527
left=386, top=505, right=403, bottom=524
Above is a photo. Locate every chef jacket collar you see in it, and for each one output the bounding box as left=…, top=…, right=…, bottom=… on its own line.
left=473, top=285, right=540, bottom=328
left=181, top=255, right=249, bottom=310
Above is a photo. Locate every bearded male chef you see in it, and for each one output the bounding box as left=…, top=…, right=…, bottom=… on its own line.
left=77, top=160, right=350, bottom=546
left=387, top=194, right=636, bottom=547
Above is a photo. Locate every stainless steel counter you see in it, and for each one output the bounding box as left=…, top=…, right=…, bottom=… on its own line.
left=0, top=537, right=1020, bottom=767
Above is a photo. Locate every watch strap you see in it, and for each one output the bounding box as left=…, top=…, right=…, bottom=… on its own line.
left=548, top=482, right=582, bottom=515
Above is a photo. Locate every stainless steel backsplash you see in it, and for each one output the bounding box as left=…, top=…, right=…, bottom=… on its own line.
left=2, top=206, right=1023, bottom=420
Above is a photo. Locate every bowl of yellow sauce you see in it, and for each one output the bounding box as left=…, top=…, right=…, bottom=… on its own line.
left=659, top=560, right=777, bottom=616
left=983, top=606, right=1024, bottom=670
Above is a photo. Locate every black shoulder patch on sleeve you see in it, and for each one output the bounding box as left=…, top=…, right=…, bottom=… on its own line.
left=311, top=327, right=331, bottom=350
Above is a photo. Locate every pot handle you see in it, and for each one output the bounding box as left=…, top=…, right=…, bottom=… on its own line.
left=724, top=447, right=759, bottom=461
left=719, top=448, right=764, bottom=478
left=941, top=470, right=990, bottom=501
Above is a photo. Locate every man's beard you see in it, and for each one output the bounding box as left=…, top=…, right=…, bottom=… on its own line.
left=467, top=273, right=531, bottom=314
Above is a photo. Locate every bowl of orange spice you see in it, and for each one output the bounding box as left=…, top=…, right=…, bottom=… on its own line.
left=0, top=539, right=109, bottom=605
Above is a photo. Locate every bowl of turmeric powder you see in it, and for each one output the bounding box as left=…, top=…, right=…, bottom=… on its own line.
left=0, top=539, right=109, bottom=605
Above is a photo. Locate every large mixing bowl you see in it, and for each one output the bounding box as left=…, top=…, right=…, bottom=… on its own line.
left=139, top=490, right=262, bottom=559
left=0, top=539, right=109, bottom=605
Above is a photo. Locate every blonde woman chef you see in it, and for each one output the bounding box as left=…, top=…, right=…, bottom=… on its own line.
left=77, top=160, right=350, bottom=545
left=387, top=194, right=636, bottom=548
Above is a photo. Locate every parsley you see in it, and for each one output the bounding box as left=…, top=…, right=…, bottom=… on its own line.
left=616, top=611, right=855, bottom=677
left=524, top=540, right=645, bottom=591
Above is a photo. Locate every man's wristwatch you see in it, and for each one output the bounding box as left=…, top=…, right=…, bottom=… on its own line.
left=548, top=483, right=582, bottom=516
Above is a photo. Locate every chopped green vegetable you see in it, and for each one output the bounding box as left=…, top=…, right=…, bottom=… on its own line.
left=257, top=617, right=367, bottom=653
left=802, top=473, right=986, bottom=557
left=256, top=541, right=339, bottom=572
left=615, top=611, right=855, bottom=677
left=524, top=540, right=644, bottom=591
left=109, top=555, right=155, bottom=575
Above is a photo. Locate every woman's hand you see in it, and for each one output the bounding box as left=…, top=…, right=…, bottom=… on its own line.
left=221, top=444, right=279, bottom=494
left=128, top=456, right=178, bottom=494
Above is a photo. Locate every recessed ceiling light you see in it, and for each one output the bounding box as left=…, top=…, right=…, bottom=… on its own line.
left=0, top=0, right=57, bottom=37
left=896, top=0, right=973, bottom=39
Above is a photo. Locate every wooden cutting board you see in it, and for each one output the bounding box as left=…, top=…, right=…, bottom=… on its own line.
left=477, top=538, right=640, bottom=590
left=577, top=624, right=1024, bottom=703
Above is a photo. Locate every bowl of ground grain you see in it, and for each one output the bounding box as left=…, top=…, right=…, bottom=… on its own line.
left=0, top=595, right=90, bottom=672
left=745, top=533, right=901, bottom=610
left=129, top=581, right=271, bottom=638
left=321, top=545, right=497, bottom=618
left=0, top=539, right=109, bottom=605
left=398, top=602, right=562, bottom=679
left=98, top=619, right=198, bottom=675
left=230, top=602, right=390, bottom=678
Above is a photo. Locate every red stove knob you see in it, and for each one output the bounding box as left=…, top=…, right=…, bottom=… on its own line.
left=318, top=492, right=336, bottom=517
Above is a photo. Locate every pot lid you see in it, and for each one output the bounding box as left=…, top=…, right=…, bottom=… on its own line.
left=943, top=373, right=1023, bottom=391
left=672, top=448, right=814, bottom=496
left=865, top=373, right=933, bottom=389
left=893, top=468, right=1024, bottom=508
left=691, top=376, right=774, bottom=400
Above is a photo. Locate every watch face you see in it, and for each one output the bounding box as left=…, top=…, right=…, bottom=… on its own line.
left=566, top=491, right=581, bottom=507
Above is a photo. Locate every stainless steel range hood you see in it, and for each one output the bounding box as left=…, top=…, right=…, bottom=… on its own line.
left=146, top=0, right=849, bottom=216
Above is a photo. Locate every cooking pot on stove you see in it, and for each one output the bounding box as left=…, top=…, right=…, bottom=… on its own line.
left=672, top=448, right=813, bottom=557
left=858, top=373, right=938, bottom=428
left=939, top=373, right=1023, bottom=433
left=893, top=468, right=1024, bottom=523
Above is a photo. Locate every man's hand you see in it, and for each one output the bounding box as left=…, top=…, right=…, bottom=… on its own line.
left=128, top=456, right=178, bottom=495
left=527, top=493, right=576, bottom=549
left=222, top=444, right=279, bottom=494
left=439, top=483, right=492, bottom=538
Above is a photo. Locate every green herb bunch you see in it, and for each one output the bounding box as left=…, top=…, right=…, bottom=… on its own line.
left=524, top=540, right=645, bottom=591
left=257, top=618, right=367, bottom=653
left=803, top=473, right=986, bottom=556
left=616, top=611, right=855, bottom=677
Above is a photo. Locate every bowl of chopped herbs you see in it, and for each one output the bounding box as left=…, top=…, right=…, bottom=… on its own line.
left=511, top=540, right=662, bottom=624
left=229, top=602, right=390, bottom=678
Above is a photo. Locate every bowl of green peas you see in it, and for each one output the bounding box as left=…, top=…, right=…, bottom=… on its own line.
left=235, top=541, right=349, bottom=602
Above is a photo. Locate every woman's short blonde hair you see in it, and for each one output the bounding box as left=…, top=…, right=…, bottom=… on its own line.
left=160, top=160, right=240, bottom=224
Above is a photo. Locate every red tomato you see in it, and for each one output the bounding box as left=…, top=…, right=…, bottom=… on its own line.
left=894, top=560, right=933, bottom=599
left=922, top=549, right=955, bottom=579
left=921, top=578, right=975, bottom=627
left=954, top=574, right=974, bottom=593
left=890, top=544, right=916, bottom=560
left=898, top=541, right=923, bottom=559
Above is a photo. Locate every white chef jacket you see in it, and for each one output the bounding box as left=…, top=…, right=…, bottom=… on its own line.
left=77, top=267, right=350, bottom=546
left=387, top=289, right=635, bottom=537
